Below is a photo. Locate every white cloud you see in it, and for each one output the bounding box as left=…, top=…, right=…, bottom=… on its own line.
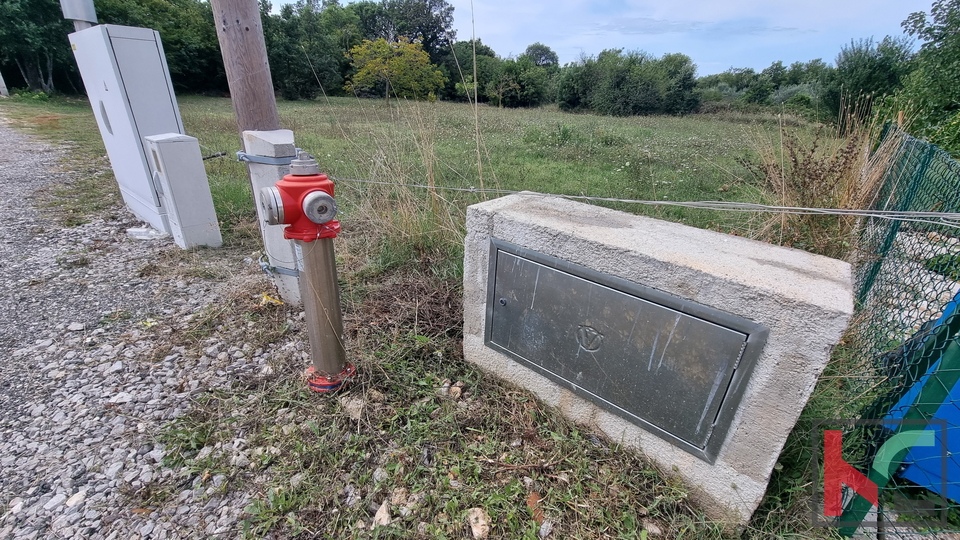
left=270, top=0, right=931, bottom=73
left=447, top=0, right=930, bottom=72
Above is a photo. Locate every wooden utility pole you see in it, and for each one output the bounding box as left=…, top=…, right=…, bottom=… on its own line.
left=208, top=0, right=279, bottom=133
left=207, top=0, right=353, bottom=392
left=208, top=0, right=299, bottom=303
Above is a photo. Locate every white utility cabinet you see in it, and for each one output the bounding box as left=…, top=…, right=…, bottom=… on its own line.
left=144, top=134, right=223, bottom=249
left=69, top=24, right=184, bottom=233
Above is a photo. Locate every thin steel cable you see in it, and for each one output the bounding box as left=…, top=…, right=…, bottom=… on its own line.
left=328, top=175, right=960, bottom=229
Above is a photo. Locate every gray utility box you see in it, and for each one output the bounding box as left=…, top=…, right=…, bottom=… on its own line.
left=69, top=24, right=184, bottom=233
left=463, top=193, right=854, bottom=524
left=486, top=239, right=768, bottom=462
left=144, top=134, right=222, bottom=249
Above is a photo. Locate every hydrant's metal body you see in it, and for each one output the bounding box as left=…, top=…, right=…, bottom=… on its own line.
left=260, top=152, right=354, bottom=392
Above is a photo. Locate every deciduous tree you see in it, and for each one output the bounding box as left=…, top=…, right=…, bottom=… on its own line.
left=0, top=0, right=73, bottom=93
left=900, top=0, right=960, bottom=153
left=557, top=49, right=699, bottom=116
left=523, top=42, right=558, bottom=68
left=823, top=36, right=912, bottom=115
left=345, top=37, right=445, bottom=103
left=263, top=0, right=349, bottom=100
left=439, top=39, right=498, bottom=101
left=385, top=0, right=455, bottom=62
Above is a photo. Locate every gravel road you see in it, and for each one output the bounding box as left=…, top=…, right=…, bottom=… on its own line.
left=0, top=118, right=290, bottom=539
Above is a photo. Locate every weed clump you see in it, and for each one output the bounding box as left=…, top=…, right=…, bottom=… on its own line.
left=739, top=105, right=901, bottom=259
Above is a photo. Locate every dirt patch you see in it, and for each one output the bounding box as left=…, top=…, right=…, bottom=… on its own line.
left=31, top=114, right=64, bottom=129
left=346, top=264, right=462, bottom=341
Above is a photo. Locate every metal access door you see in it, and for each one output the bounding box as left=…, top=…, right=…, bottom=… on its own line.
left=485, top=240, right=768, bottom=462
left=70, top=25, right=184, bottom=233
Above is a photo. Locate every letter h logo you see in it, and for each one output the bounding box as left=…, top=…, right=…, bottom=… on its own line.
left=822, top=430, right=877, bottom=516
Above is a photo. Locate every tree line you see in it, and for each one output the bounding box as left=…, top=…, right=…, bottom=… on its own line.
left=1, top=0, right=958, bottom=152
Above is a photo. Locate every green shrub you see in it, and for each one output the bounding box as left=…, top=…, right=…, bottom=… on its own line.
left=11, top=89, right=49, bottom=102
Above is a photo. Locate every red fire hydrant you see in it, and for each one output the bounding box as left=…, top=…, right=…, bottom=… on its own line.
left=260, top=152, right=355, bottom=392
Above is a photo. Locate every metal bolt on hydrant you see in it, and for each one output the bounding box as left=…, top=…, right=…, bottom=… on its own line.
left=260, top=152, right=355, bottom=392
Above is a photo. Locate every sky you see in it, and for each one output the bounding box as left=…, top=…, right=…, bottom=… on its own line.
left=440, top=0, right=933, bottom=75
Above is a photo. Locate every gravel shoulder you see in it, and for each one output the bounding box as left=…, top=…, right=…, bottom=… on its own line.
left=0, top=117, right=298, bottom=540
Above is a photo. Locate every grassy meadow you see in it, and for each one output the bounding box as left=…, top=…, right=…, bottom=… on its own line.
left=1, top=94, right=845, bottom=539
left=179, top=95, right=776, bottom=242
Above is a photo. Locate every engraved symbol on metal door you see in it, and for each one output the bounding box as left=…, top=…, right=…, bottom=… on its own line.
left=576, top=325, right=604, bottom=352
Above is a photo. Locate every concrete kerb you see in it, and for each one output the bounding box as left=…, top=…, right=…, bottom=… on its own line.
left=462, top=192, right=854, bottom=525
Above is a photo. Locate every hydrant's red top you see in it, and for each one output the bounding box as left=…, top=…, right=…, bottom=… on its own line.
left=275, top=153, right=340, bottom=241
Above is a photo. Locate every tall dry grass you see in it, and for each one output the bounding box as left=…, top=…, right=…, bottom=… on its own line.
left=325, top=99, right=468, bottom=278
left=741, top=100, right=906, bottom=259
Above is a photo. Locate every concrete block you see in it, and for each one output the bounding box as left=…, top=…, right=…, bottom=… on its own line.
left=242, top=129, right=296, bottom=158
left=242, top=130, right=300, bottom=304
left=462, top=193, right=854, bottom=525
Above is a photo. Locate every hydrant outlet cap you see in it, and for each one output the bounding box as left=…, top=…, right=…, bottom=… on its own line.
left=290, top=151, right=321, bottom=176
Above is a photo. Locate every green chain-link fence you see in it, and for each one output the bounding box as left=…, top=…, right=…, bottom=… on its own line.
left=832, top=126, right=960, bottom=536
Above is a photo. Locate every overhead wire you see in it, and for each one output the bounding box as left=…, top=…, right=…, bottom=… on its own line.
left=293, top=39, right=960, bottom=231
left=326, top=174, right=960, bottom=229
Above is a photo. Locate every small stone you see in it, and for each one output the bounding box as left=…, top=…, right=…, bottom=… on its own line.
left=147, top=447, right=165, bottom=463
left=43, top=493, right=67, bottom=510
left=339, top=396, right=365, bottom=421
left=109, top=392, right=133, bottom=404
left=390, top=487, right=408, bottom=506
left=371, top=501, right=391, bottom=529
left=344, top=485, right=359, bottom=507
left=539, top=520, right=554, bottom=538
left=290, top=473, right=305, bottom=489
left=104, top=462, right=124, bottom=479
left=372, top=467, right=389, bottom=484
left=642, top=520, right=663, bottom=536
left=65, top=491, right=86, bottom=508
left=467, top=507, right=490, bottom=538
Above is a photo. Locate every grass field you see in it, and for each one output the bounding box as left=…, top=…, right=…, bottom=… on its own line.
left=1, top=94, right=841, bottom=539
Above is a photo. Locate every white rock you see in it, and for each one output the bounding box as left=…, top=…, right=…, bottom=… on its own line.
left=290, top=473, right=305, bottom=489
left=371, top=501, right=391, bottom=529
left=642, top=520, right=663, bottom=536
left=9, top=498, right=23, bottom=514
left=147, top=447, right=165, bottom=463
left=109, top=392, right=133, bottom=404
left=104, top=462, right=124, bottom=479
left=339, top=396, right=365, bottom=421
left=467, top=507, right=490, bottom=538
left=65, top=491, right=86, bottom=508
left=67, top=323, right=85, bottom=332
left=43, top=493, right=67, bottom=510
